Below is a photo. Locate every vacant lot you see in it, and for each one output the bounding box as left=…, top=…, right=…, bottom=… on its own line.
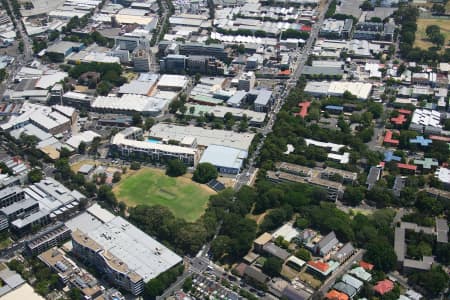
left=414, top=18, right=450, bottom=50
left=113, top=168, right=215, bottom=222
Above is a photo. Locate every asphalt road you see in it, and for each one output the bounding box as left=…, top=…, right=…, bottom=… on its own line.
left=0, top=1, right=33, bottom=97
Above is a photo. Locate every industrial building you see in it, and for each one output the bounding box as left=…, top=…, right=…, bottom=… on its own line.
left=1, top=102, right=71, bottom=135
left=66, top=204, right=182, bottom=295
left=91, top=94, right=169, bottom=116
left=156, top=74, right=188, bottom=91
left=199, top=145, right=248, bottom=174
left=0, top=178, right=85, bottom=233
left=183, top=104, right=267, bottom=126
left=409, top=109, right=442, bottom=135
left=149, top=123, right=255, bottom=151
left=46, top=41, right=85, bottom=61
left=61, top=91, right=94, bottom=109
left=65, top=131, right=101, bottom=150
left=304, top=81, right=373, bottom=100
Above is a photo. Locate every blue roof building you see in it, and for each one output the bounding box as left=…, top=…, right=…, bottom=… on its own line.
left=410, top=136, right=432, bottom=147
left=384, top=151, right=401, bottom=162
left=199, top=145, right=248, bottom=174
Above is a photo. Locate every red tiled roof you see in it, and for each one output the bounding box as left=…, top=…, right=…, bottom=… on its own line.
left=295, top=101, right=311, bottom=118
left=397, top=109, right=412, bottom=115
left=301, top=25, right=312, bottom=32
left=384, top=130, right=399, bottom=145
left=307, top=260, right=329, bottom=272
left=359, top=260, right=374, bottom=271
left=397, top=163, right=417, bottom=171
left=279, top=69, right=291, bottom=76
left=429, top=135, right=450, bottom=142
left=373, top=279, right=394, bottom=295
left=391, top=114, right=407, bottom=125
left=326, top=290, right=349, bottom=300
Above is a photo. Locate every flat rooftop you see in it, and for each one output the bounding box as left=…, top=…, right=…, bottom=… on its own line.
left=66, top=204, right=182, bottom=283
left=199, top=144, right=247, bottom=170
left=149, top=123, right=255, bottom=151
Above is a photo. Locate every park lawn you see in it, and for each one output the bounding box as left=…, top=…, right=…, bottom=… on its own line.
left=414, top=18, right=450, bottom=50
left=113, top=168, right=215, bottom=222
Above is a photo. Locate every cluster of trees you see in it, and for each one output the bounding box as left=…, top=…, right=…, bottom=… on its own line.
left=360, top=0, right=374, bottom=11
left=144, top=265, right=184, bottom=299
left=0, top=69, right=7, bottom=82
left=216, top=28, right=267, bottom=37
left=303, top=73, right=343, bottom=80
left=67, top=62, right=125, bottom=95
left=8, top=259, right=59, bottom=296
left=397, top=4, right=450, bottom=62
left=128, top=186, right=257, bottom=263
left=209, top=187, right=258, bottom=261
left=325, top=0, right=336, bottom=18
left=28, top=168, right=43, bottom=183
left=3, top=133, right=48, bottom=168
left=63, top=31, right=113, bottom=48
left=425, top=25, right=445, bottom=48
left=431, top=3, right=446, bottom=15
left=408, top=266, right=449, bottom=297
left=62, top=15, right=89, bottom=33
left=128, top=205, right=210, bottom=255
left=258, top=79, right=382, bottom=172
left=32, top=39, right=47, bottom=54
left=262, top=257, right=283, bottom=277
left=166, top=159, right=187, bottom=177
left=193, top=162, right=218, bottom=183
left=281, top=29, right=310, bottom=40
left=396, top=5, right=419, bottom=58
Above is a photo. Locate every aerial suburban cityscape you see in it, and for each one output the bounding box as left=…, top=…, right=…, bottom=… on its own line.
left=0, top=0, right=447, bottom=299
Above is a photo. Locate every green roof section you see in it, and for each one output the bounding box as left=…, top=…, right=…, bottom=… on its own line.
left=413, top=158, right=439, bottom=169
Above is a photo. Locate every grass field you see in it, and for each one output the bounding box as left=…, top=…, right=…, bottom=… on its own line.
left=113, top=168, right=215, bottom=222
left=414, top=18, right=450, bottom=50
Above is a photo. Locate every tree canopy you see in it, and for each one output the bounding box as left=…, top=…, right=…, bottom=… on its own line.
left=166, top=159, right=187, bottom=177
left=193, top=162, right=218, bottom=183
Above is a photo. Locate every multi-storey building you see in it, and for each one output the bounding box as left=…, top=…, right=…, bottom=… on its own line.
left=111, top=127, right=200, bottom=166
left=69, top=204, right=182, bottom=295
left=26, top=223, right=71, bottom=255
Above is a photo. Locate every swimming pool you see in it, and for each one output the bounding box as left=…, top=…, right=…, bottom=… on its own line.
left=147, top=138, right=161, bottom=144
